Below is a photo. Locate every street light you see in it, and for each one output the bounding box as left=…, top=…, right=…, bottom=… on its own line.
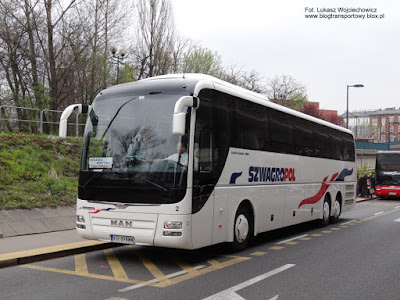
left=346, top=84, right=364, bottom=129
left=110, top=46, right=127, bottom=84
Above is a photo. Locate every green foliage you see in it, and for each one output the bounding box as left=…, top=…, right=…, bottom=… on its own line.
left=358, top=165, right=374, bottom=177
left=182, top=47, right=224, bottom=77
left=0, top=134, right=82, bottom=209
left=119, top=64, right=136, bottom=84
left=287, top=92, right=308, bottom=111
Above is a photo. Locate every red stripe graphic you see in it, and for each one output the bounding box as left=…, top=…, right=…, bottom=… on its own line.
left=298, top=173, right=338, bottom=209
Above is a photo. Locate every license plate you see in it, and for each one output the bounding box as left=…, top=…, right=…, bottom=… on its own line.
left=389, top=192, right=397, bottom=195
left=111, top=235, right=135, bottom=244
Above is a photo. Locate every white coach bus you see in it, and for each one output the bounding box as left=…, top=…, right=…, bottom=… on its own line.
left=59, top=74, right=356, bottom=251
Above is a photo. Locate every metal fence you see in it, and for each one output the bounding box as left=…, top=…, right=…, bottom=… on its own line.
left=0, top=105, right=86, bottom=137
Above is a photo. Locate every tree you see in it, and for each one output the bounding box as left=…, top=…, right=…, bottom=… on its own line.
left=181, top=46, right=224, bottom=77
left=300, top=103, right=321, bottom=118
left=319, top=111, right=344, bottom=125
left=265, top=74, right=308, bottom=109
left=238, top=70, right=265, bottom=93
left=132, top=0, right=175, bottom=79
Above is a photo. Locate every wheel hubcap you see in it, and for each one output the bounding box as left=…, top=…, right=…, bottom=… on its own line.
left=235, top=214, right=249, bottom=243
left=323, top=202, right=330, bottom=220
left=334, top=200, right=340, bottom=218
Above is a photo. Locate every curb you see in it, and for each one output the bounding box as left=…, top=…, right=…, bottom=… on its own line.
left=0, top=241, right=122, bottom=269
left=356, top=196, right=377, bottom=203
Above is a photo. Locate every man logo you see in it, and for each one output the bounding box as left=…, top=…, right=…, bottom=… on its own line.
left=111, top=220, right=133, bottom=227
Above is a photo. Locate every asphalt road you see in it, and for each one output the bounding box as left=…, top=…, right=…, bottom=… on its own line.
left=1, top=199, right=400, bottom=300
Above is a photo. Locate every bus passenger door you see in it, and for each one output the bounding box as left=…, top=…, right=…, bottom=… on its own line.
left=191, top=99, right=214, bottom=249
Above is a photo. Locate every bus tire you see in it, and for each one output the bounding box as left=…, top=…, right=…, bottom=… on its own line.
left=330, top=196, right=341, bottom=223
left=319, top=196, right=331, bottom=227
left=231, top=205, right=252, bottom=252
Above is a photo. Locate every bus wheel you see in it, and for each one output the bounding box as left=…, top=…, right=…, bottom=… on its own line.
left=319, top=196, right=331, bottom=227
left=330, top=197, right=341, bottom=223
left=231, top=206, right=251, bottom=252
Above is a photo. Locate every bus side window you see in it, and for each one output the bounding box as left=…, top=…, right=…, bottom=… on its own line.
left=270, top=110, right=294, bottom=154
left=235, top=99, right=269, bottom=151
left=313, top=124, right=329, bottom=159
left=329, top=129, right=343, bottom=160
left=198, top=126, right=212, bottom=171
left=213, top=95, right=233, bottom=172
left=195, top=100, right=213, bottom=173
left=342, top=133, right=355, bottom=162
left=294, top=117, right=313, bottom=157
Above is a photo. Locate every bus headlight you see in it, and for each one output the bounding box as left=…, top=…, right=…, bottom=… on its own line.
left=77, top=215, right=85, bottom=223
left=164, top=221, right=182, bottom=229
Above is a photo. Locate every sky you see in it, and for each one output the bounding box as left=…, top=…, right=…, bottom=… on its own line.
left=172, top=0, right=400, bottom=115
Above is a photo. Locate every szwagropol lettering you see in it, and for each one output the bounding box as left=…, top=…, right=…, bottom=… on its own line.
left=248, top=166, right=296, bottom=183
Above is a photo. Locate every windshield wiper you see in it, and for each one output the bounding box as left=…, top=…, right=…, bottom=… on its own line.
left=101, top=96, right=139, bottom=139
left=82, top=172, right=103, bottom=191
left=145, top=179, right=168, bottom=192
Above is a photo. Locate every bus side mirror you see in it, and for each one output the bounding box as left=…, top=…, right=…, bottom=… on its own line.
left=172, top=96, right=199, bottom=136
left=173, top=113, right=186, bottom=136
left=59, top=104, right=91, bottom=138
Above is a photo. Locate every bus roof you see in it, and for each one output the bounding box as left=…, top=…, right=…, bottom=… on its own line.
left=100, top=73, right=353, bottom=136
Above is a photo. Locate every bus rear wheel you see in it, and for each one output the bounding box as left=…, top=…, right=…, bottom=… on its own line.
left=330, top=197, right=341, bottom=223
left=231, top=206, right=252, bottom=252
left=319, top=196, right=331, bottom=227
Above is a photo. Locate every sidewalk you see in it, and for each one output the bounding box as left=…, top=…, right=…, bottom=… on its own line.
left=0, top=229, right=118, bottom=269
left=0, top=206, right=117, bottom=269
left=0, top=206, right=76, bottom=238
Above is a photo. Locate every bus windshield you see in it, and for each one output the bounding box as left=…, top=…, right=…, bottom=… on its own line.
left=79, top=92, right=190, bottom=204
left=376, top=152, right=400, bottom=186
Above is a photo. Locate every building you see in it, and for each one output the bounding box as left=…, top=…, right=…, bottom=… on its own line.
left=342, top=107, right=400, bottom=143
left=370, top=108, right=400, bottom=143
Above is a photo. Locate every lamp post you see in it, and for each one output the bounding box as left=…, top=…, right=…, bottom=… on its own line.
left=110, top=46, right=127, bottom=84
left=346, top=84, right=364, bottom=129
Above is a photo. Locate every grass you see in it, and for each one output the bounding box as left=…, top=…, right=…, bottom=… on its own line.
left=0, top=133, right=82, bottom=210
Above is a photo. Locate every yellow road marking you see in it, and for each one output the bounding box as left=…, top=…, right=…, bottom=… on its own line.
left=152, top=255, right=250, bottom=288
left=284, top=242, right=298, bottom=245
left=22, top=264, right=146, bottom=285
left=207, top=259, right=220, bottom=266
left=136, top=251, right=170, bottom=284
left=169, top=254, right=199, bottom=274
left=269, top=246, right=284, bottom=250
left=311, top=234, right=322, bottom=236
left=25, top=207, right=400, bottom=290
left=250, top=252, right=267, bottom=256
left=104, top=249, right=129, bottom=280
left=106, top=298, right=129, bottom=300
left=74, top=254, right=88, bottom=274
